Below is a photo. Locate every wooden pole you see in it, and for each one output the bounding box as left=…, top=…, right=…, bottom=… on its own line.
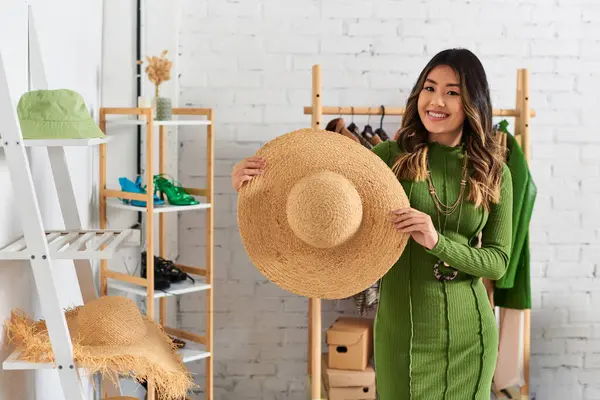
left=99, top=108, right=108, bottom=297
left=309, top=64, right=323, bottom=400
left=206, top=108, right=215, bottom=400
left=520, top=68, right=531, bottom=400
left=159, top=125, right=167, bottom=327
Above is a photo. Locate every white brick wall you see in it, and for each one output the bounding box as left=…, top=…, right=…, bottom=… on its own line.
left=174, top=1, right=600, bottom=399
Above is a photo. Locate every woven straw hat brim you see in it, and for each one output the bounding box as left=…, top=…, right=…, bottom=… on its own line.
left=5, top=308, right=194, bottom=400
left=237, top=128, right=410, bottom=299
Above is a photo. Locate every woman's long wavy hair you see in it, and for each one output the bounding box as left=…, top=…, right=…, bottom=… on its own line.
left=391, top=48, right=505, bottom=211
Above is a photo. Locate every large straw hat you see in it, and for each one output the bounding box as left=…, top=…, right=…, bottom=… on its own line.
left=4, top=296, right=194, bottom=400
left=237, top=128, right=410, bottom=299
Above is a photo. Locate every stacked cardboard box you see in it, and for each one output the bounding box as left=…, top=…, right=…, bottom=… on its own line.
left=322, top=316, right=376, bottom=400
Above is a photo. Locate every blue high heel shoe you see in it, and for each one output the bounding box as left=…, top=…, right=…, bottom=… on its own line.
left=119, top=176, right=164, bottom=207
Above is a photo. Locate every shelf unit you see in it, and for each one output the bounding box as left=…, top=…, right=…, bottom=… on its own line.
left=98, top=106, right=214, bottom=400
left=0, top=7, right=132, bottom=399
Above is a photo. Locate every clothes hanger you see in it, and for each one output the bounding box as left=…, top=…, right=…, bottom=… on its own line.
left=361, top=111, right=381, bottom=147
left=347, top=107, right=360, bottom=136
left=374, top=105, right=390, bottom=141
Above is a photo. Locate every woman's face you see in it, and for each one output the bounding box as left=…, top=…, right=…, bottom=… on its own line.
left=417, top=65, right=466, bottom=138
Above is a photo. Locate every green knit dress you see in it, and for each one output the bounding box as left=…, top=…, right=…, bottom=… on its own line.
left=372, top=139, right=513, bottom=400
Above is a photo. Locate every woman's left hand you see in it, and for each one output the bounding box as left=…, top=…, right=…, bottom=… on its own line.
left=391, top=207, right=439, bottom=250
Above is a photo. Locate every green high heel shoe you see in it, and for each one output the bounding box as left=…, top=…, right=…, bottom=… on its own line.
left=153, top=174, right=200, bottom=206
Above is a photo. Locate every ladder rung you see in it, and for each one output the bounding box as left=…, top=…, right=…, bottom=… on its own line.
left=0, top=229, right=135, bottom=260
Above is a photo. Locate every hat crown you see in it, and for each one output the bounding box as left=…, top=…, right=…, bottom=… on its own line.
left=76, top=296, right=147, bottom=346
left=17, top=89, right=89, bottom=122
left=286, top=171, right=363, bottom=249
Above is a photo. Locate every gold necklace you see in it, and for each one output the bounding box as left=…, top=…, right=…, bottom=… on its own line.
left=427, top=152, right=469, bottom=281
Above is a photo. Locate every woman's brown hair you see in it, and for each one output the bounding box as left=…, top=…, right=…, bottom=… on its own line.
left=391, top=48, right=505, bottom=211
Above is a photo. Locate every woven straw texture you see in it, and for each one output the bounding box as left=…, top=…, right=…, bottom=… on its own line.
left=237, top=128, right=410, bottom=299
left=4, top=296, right=194, bottom=400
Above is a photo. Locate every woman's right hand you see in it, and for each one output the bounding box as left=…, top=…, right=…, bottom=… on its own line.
left=231, top=156, right=266, bottom=192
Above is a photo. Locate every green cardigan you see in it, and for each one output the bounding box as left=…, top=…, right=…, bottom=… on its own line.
left=493, top=125, right=537, bottom=310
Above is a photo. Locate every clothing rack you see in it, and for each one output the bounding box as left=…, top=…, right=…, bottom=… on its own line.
left=303, top=64, right=535, bottom=400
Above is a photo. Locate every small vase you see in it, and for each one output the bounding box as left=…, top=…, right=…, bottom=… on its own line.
left=155, top=97, right=172, bottom=121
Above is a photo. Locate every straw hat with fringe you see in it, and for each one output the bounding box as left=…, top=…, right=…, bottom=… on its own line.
left=237, top=128, right=411, bottom=299
left=4, top=296, right=194, bottom=400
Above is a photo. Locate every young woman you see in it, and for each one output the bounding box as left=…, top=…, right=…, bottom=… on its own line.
left=231, top=48, right=513, bottom=399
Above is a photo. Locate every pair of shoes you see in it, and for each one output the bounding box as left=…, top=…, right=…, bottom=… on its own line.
left=141, top=251, right=195, bottom=290
left=153, top=174, right=200, bottom=206
left=118, top=176, right=164, bottom=207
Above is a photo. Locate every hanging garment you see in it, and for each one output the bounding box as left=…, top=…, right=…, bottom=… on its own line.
left=493, top=308, right=523, bottom=391
left=493, top=121, right=536, bottom=310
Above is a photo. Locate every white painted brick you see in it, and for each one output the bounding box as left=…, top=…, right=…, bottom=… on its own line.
left=534, top=73, right=577, bottom=92
left=347, top=20, right=398, bottom=37
left=291, top=55, right=346, bottom=71
left=548, top=229, right=597, bottom=245
left=282, top=327, right=308, bottom=344
left=373, top=1, right=429, bottom=19
left=373, top=38, right=424, bottom=56
left=555, top=245, right=582, bottom=262
left=543, top=293, right=590, bottom=308
left=453, top=22, right=504, bottom=40
left=537, top=354, right=584, bottom=368
left=261, top=343, right=307, bottom=360
left=207, top=0, right=260, bottom=17
left=235, top=89, right=288, bottom=105
left=227, top=361, right=277, bottom=376
left=321, top=37, right=373, bottom=55
left=262, top=377, right=288, bottom=392
left=586, top=354, right=600, bottom=369
left=554, top=165, right=599, bottom=179
left=546, top=262, right=594, bottom=278
left=264, top=105, right=311, bottom=123
left=532, top=339, right=566, bottom=354
left=556, top=127, right=600, bottom=143
left=480, top=3, right=533, bottom=23
left=571, top=309, right=600, bottom=324
left=582, top=40, right=600, bottom=59
left=531, top=39, right=580, bottom=57
left=509, top=23, right=557, bottom=40
left=369, top=72, right=418, bottom=89
left=582, top=178, right=600, bottom=195
left=534, top=385, right=582, bottom=400
left=237, top=54, right=290, bottom=72
left=255, top=281, right=297, bottom=299
left=322, top=0, right=372, bottom=19
left=583, top=246, right=600, bottom=262
left=265, top=36, right=319, bottom=55
left=532, top=5, right=583, bottom=23
left=567, top=339, right=600, bottom=354
left=322, top=72, right=370, bottom=89
left=585, top=386, right=600, bottom=400
left=210, top=36, right=264, bottom=55
left=289, top=19, right=344, bottom=36
left=207, top=73, right=263, bottom=89
left=544, top=325, right=591, bottom=339
left=180, top=17, right=236, bottom=35
left=401, top=19, right=454, bottom=38
left=556, top=58, right=600, bottom=73
left=262, top=1, right=319, bottom=18
left=582, top=145, right=600, bottom=163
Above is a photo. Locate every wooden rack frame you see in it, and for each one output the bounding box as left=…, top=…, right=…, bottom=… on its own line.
left=98, top=107, right=214, bottom=400
left=303, top=64, right=535, bottom=400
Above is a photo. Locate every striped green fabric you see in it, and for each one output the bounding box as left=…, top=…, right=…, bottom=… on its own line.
left=372, top=139, right=513, bottom=399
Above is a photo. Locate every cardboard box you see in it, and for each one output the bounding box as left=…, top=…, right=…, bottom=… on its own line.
left=322, top=354, right=376, bottom=400
left=326, top=316, right=373, bottom=371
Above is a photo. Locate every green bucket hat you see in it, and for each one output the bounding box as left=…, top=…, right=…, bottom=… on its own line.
left=17, top=89, right=105, bottom=140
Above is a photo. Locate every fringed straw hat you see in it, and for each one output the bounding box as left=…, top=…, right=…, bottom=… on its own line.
left=237, top=128, right=410, bottom=299
left=4, top=296, right=194, bottom=400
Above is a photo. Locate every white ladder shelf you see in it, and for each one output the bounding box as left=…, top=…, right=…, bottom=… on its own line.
left=0, top=6, right=131, bottom=400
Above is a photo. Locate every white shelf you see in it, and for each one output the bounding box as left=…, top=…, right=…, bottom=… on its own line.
left=108, top=276, right=211, bottom=298
left=107, top=119, right=210, bottom=126
left=107, top=198, right=211, bottom=214
left=1, top=137, right=110, bottom=147
left=2, top=350, right=54, bottom=370
left=0, top=229, right=135, bottom=260
left=177, top=342, right=211, bottom=363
